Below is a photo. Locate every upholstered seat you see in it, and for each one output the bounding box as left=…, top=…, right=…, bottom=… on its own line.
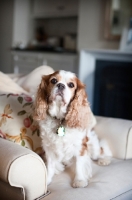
left=46, top=158, right=132, bottom=200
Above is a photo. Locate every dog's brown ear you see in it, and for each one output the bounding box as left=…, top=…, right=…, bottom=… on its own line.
left=33, top=76, right=48, bottom=120
left=65, top=78, right=95, bottom=129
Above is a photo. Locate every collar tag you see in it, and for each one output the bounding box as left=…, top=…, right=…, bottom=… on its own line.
left=56, top=125, right=65, bottom=136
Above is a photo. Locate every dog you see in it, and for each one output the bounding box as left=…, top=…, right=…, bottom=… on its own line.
left=33, top=70, right=112, bottom=188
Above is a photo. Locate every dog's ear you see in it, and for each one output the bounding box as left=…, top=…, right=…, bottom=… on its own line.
left=65, top=78, right=95, bottom=129
left=33, top=75, right=48, bottom=121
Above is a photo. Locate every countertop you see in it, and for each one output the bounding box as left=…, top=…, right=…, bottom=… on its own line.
left=11, top=47, right=77, bottom=55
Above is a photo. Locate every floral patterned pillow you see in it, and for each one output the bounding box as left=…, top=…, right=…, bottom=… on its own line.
left=0, top=93, right=44, bottom=156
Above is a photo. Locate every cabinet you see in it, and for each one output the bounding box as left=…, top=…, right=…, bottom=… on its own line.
left=12, top=52, right=41, bottom=74
left=40, top=53, right=78, bottom=73
left=33, top=0, right=79, bottom=18
left=11, top=51, right=78, bottom=74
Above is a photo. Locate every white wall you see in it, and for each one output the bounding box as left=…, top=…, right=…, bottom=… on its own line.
left=0, top=0, right=14, bottom=73
left=77, top=0, right=120, bottom=51
left=12, top=0, right=33, bottom=47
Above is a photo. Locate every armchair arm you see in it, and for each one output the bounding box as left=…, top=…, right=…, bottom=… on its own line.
left=95, top=116, right=132, bottom=160
left=0, top=138, right=47, bottom=200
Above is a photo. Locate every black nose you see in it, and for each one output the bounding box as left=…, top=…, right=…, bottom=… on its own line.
left=57, top=83, right=65, bottom=90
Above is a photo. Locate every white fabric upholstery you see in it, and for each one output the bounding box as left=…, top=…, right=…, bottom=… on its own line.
left=95, top=116, right=132, bottom=159
left=44, top=158, right=132, bottom=200
left=126, top=127, right=132, bottom=159
left=0, top=139, right=47, bottom=200
left=9, top=154, right=47, bottom=200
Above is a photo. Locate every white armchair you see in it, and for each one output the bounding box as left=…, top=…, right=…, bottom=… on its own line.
left=0, top=116, right=132, bottom=200
left=0, top=67, right=132, bottom=200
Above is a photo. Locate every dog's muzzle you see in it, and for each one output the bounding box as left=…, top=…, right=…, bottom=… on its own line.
left=57, top=83, right=65, bottom=91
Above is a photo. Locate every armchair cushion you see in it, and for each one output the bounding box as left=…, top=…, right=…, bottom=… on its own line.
left=44, top=158, right=132, bottom=200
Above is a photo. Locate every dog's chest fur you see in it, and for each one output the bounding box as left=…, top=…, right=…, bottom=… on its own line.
left=48, top=97, right=67, bottom=120
left=39, top=115, right=87, bottom=163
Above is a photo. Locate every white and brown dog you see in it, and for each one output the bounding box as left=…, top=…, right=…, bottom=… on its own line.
left=34, top=70, right=112, bottom=188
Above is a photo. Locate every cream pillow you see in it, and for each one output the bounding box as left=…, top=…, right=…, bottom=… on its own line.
left=0, top=71, right=28, bottom=94
left=0, top=93, right=43, bottom=156
left=16, top=65, right=54, bottom=94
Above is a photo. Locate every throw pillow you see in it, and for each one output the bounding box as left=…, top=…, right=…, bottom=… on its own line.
left=0, top=93, right=44, bottom=156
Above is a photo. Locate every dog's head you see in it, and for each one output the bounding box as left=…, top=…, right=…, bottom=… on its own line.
left=34, top=70, right=95, bottom=129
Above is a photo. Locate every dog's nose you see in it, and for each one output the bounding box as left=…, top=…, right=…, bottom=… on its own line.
left=57, top=83, right=65, bottom=90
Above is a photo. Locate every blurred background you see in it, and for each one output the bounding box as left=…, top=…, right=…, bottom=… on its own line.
left=0, top=0, right=132, bottom=119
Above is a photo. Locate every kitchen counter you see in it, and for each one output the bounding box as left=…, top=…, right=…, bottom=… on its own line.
left=11, top=47, right=77, bottom=54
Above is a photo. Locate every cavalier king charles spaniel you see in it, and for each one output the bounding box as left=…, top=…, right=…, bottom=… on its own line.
left=34, top=70, right=112, bottom=188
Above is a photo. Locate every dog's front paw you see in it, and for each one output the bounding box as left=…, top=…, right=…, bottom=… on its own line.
left=72, top=180, right=88, bottom=188
left=98, top=157, right=111, bottom=166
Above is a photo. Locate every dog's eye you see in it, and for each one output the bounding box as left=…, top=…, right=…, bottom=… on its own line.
left=51, top=78, right=57, bottom=84
left=68, top=82, right=74, bottom=88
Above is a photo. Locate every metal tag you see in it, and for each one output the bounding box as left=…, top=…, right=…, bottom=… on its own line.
left=56, top=126, right=65, bottom=136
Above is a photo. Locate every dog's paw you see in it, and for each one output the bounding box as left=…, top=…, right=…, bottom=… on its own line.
left=72, top=180, right=88, bottom=188
left=98, top=157, right=111, bottom=166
